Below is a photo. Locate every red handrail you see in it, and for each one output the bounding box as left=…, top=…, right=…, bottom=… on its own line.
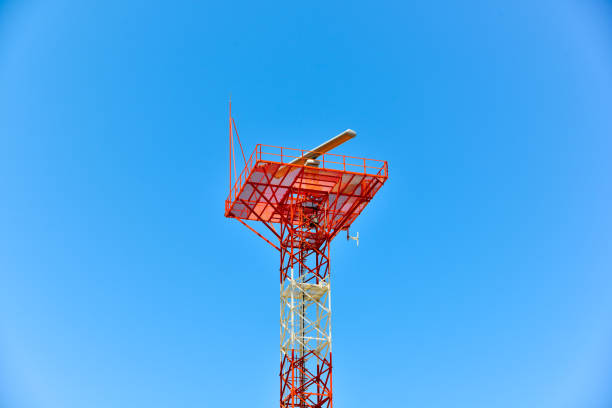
left=227, top=143, right=388, bottom=205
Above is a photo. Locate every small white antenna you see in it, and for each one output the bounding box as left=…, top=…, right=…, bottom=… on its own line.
left=346, top=230, right=359, bottom=247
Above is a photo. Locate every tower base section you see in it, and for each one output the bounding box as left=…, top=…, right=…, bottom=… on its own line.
left=281, top=350, right=332, bottom=408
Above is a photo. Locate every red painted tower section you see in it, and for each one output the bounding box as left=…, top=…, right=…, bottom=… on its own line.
left=225, top=104, right=388, bottom=407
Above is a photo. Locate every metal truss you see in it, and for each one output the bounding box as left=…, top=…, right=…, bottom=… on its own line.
left=225, top=106, right=388, bottom=408
left=280, top=190, right=332, bottom=408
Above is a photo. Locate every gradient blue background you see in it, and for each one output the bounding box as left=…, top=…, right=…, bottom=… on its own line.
left=1, top=1, right=612, bottom=407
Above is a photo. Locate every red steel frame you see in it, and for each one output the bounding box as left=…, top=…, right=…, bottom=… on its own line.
left=278, top=189, right=333, bottom=408
left=225, top=104, right=388, bottom=408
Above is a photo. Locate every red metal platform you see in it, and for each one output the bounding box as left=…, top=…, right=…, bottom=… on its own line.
left=225, top=144, right=388, bottom=234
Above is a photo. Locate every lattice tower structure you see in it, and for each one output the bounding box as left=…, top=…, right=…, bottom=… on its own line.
left=225, top=104, right=388, bottom=408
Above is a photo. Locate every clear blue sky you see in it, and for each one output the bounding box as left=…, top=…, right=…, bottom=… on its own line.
left=1, top=1, right=612, bottom=407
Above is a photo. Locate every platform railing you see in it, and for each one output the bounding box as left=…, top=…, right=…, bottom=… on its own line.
left=257, top=144, right=388, bottom=177
left=226, top=144, right=388, bottom=208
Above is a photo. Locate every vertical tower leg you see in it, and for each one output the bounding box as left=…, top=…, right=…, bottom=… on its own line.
left=280, top=193, right=332, bottom=408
